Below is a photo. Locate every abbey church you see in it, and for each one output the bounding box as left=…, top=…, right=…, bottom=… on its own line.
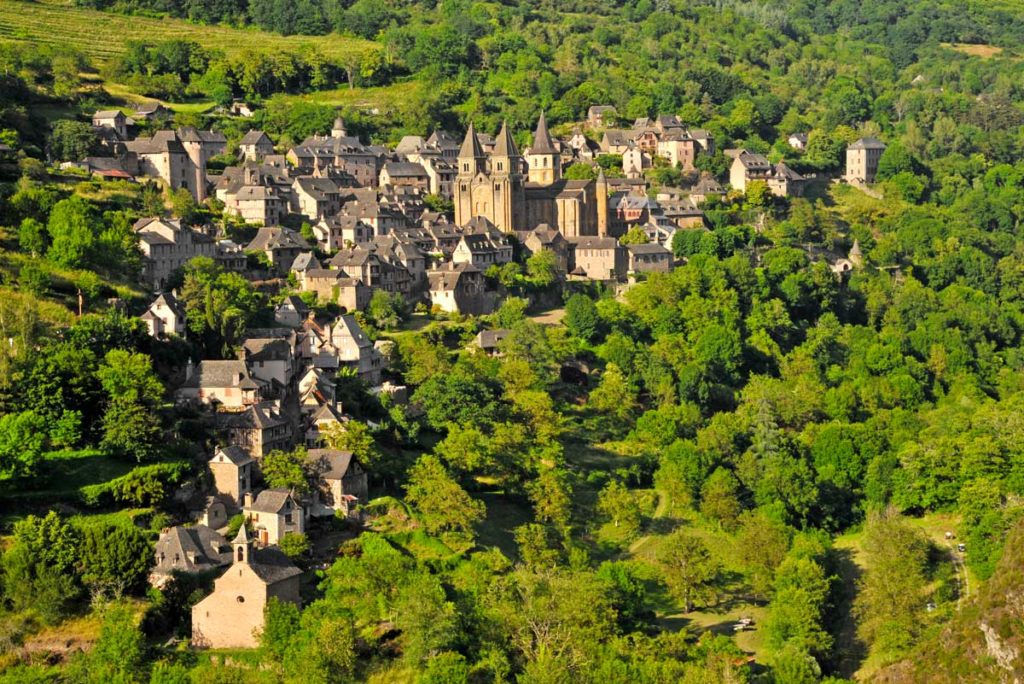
left=454, top=113, right=609, bottom=237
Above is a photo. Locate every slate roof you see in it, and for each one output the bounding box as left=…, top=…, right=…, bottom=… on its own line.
left=248, top=546, right=303, bottom=584
left=568, top=236, right=620, bottom=250
left=475, top=329, right=510, bottom=349
left=530, top=112, right=558, bottom=155
left=246, top=226, right=309, bottom=252
left=240, top=130, right=273, bottom=146
left=212, top=445, right=254, bottom=466
left=493, top=121, right=519, bottom=158
left=306, top=448, right=357, bottom=480
left=383, top=161, right=428, bottom=178
left=247, top=488, right=296, bottom=514
left=154, top=525, right=230, bottom=575
left=626, top=243, right=671, bottom=256
left=182, top=360, right=259, bottom=390
left=849, top=136, right=886, bottom=150
left=459, top=122, right=485, bottom=159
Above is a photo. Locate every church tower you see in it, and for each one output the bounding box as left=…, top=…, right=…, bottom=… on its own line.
left=596, top=167, right=609, bottom=237
left=527, top=111, right=560, bottom=185
left=232, top=524, right=252, bottom=564
left=455, top=123, right=487, bottom=226
left=331, top=117, right=347, bottom=139
left=490, top=121, right=526, bottom=232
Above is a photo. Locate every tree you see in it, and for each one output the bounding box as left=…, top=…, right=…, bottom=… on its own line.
left=735, top=509, right=791, bottom=598
left=404, top=455, right=485, bottom=546
left=49, top=120, right=97, bottom=161
left=700, top=467, right=743, bottom=531
left=69, top=602, right=146, bottom=682
left=261, top=448, right=311, bottom=492
left=528, top=466, right=574, bottom=537
left=321, top=420, right=381, bottom=471
left=395, top=573, right=459, bottom=664
left=597, top=479, right=642, bottom=537
left=79, top=524, right=153, bottom=598
left=0, top=410, right=48, bottom=478
left=367, top=289, right=405, bottom=330
left=527, top=248, right=559, bottom=287
left=854, top=510, right=930, bottom=658
left=278, top=532, right=310, bottom=560
left=96, top=349, right=164, bottom=460
left=589, top=363, right=637, bottom=421
left=656, top=530, right=721, bottom=612
left=46, top=196, right=97, bottom=268
left=494, top=296, right=529, bottom=328
left=2, top=512, right=82, bottom=621
left=564, top=293, right=600, bottom=343
left=618, top=226, right=650, bottom=246
left=18, top=217, right=48, bottom=256
left=179, top=257, right=263, bottom=356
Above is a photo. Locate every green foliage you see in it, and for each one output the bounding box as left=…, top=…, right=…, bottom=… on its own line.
left=96, top=349, right=164, bottom=461
left=656, top=530, right=721, bottom=613
left=179, top=256, right=263, bottom=357
left=0, top=410, right=48, bottom=479
left=404, top=455, right=485, bottom=546
left=2, top=511, right=82, bottom=622
left=618, top=226, right=650, bottom=246
left=564, top=293, right=600, bottom=343
left=79, top=523, right=153, bottom=598
left=261, top=448, right=310, bottom=493
left=278, top=532, right=310, bottom=560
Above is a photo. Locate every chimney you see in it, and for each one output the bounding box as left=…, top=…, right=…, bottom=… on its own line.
left=185, top=358, right=195, bottom=381
left=243, top=491, right=253, bottom=509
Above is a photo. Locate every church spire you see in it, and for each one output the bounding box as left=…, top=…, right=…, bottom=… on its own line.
left=531, top=111, right=557, bottom=155
left=493, top=120, right=520, bottom=159
left=458, top=122, right=485, bottom=160
left=232, top=524, right=252, bottom=564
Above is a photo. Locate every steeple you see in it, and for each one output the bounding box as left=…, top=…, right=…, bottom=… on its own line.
left=527, top=112, right=560, bottom=185
left=492, top=120, right=520, bottom=159
left=331, top=117, right=347, bottom=139
left=232, top=524, right=252, bottom=564
left=458, top=122, right=485, bottom=176
left=530, top=111, right=557, bottom=155
left=849, top=239, right=863, bottom=267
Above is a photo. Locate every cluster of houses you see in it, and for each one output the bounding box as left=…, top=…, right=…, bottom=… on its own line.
left=96, top=104, right=889, bottom=651
left=146, top=301, right=380, bottom=648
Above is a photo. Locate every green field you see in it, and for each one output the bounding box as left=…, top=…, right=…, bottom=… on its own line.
left=0, top=0, right=377, bottom=63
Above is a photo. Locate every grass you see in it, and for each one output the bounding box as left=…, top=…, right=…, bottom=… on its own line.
left=941, top=43, right=1005, bottom=59
left=277, top=81, right=420, bottom=113
left=476, top=491, right=533, bottom=559
left=0, top=0, right=377, bottom=64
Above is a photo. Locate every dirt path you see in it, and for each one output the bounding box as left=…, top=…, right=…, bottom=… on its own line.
left=628, top=489, right=669, bottom=556
left=947, top=540, right=970, bottom=610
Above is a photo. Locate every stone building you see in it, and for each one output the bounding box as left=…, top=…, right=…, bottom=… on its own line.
left=845, top=137, right=887, bottom=184
left=191, top=526, right=301, bottom=649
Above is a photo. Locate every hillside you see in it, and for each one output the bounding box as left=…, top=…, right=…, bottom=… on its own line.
left=872, top=519, right=1024, bottom=683
left=0, top=0, right=377, bottom=63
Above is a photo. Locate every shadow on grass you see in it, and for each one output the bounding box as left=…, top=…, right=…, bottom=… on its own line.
left=829, top=546, right=868, bottom=678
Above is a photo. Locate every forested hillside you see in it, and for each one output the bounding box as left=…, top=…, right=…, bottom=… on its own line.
left=1, top=0, right=1024, bottom=682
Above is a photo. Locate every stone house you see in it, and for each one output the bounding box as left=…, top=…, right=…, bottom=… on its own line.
left=300, top=269, right=372, bottom=312
left=588, top=105, right=618, bottom=128
left=845, top=137, right=886, bottom=184
left=689, top=174, right=724, bottom=205
left=567, top=236, right=626, bottom=281
left=209, top=446, right=254, bottom=509
left=222, top=401, right=293, bottom=459
left=152, top=525, right=230, bottom=587
left=625, top=242, right=673, bottom=273
left=452, top=232, right=511, bottom=269
left=244, top=489, right=305, bottom=546
left=292, top=176, right=341, bottom=221
left=134, top=217, right=217, bottom=289
left=191, top=527, right=301, bottom=649
left=241, top=337, right=296, bottom=388
left=517, top=224, right=571, bottom=274
left=729, top=150, right=772, bottom=193
left=305, top=449, right=368, bottom=518
left=657, top=133, right=698, bottom=170
left=622, top=146, right=650, bottom=179
left=218, top=165, right=289, bottom=226
left=177, top=127, right=227, bottom=202
left=177, top=360, right=262, bottom=409
left=331, top=314, right=385, bottom=385
left=765, top=161, right=807, bottom=198
left=140, top=291, right=186, bottom=338
left=379, top=161, right=430, bottom=192
left=245, top=226, right=309, bottom=273
left=125, top=131, right=197, bottom=199
left=92, top=110, right=129, bottom=139
left=239, top=130, right=274, bottom=161
left=787, top=133, right=808, bottom=151
left=274, top=296, right=309, bottom=329
left=427, top=262, right=490, bottom=314
left=473, top=329, right=510, bottom=356
left=314, top=214, right=373, bottom=251
left=600, top=130, right=632, bottom=154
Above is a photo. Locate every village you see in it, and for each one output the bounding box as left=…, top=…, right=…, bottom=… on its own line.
left=48, top=103, right=886, bottom=650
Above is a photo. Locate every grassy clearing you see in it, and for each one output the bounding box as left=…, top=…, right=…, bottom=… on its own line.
left=476, top=492, right=533, bottom=559
left=277, top=81, right=419, bottom=112
left=0, top=0, right=377, bottom=64
left=942, top=43, right=1005, bottom=59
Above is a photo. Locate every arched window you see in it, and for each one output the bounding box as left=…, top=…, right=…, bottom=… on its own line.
left=237, top=546, right=244, bottom=562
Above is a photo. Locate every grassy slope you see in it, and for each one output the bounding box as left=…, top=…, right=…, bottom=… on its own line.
left=0, top=0, right=376, bottom=63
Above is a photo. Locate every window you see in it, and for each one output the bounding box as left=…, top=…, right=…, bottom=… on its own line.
left=236, top=595, right=245, bottom=603
left=237, top=547, right=244, bottom=562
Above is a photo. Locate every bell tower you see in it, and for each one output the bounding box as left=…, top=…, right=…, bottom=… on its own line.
left=491, top=121, right=525, bottom=232
left=455, top=123, right=487, bottom=226
left=527, top=112, right=560, bottom=185
left=596, top=168, right=609, bottom=237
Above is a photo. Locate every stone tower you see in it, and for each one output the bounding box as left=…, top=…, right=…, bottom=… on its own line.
left=596, top=167, right=609, bottom=237
left=455, top=122, right=486, bottom=226
left=232, top=524, right=252, bottom=564
left=331, top=117, right=347, bottom=139
left=454, top=122, right=525, bottom=232
left=527, top=111, right=560, bottom=185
